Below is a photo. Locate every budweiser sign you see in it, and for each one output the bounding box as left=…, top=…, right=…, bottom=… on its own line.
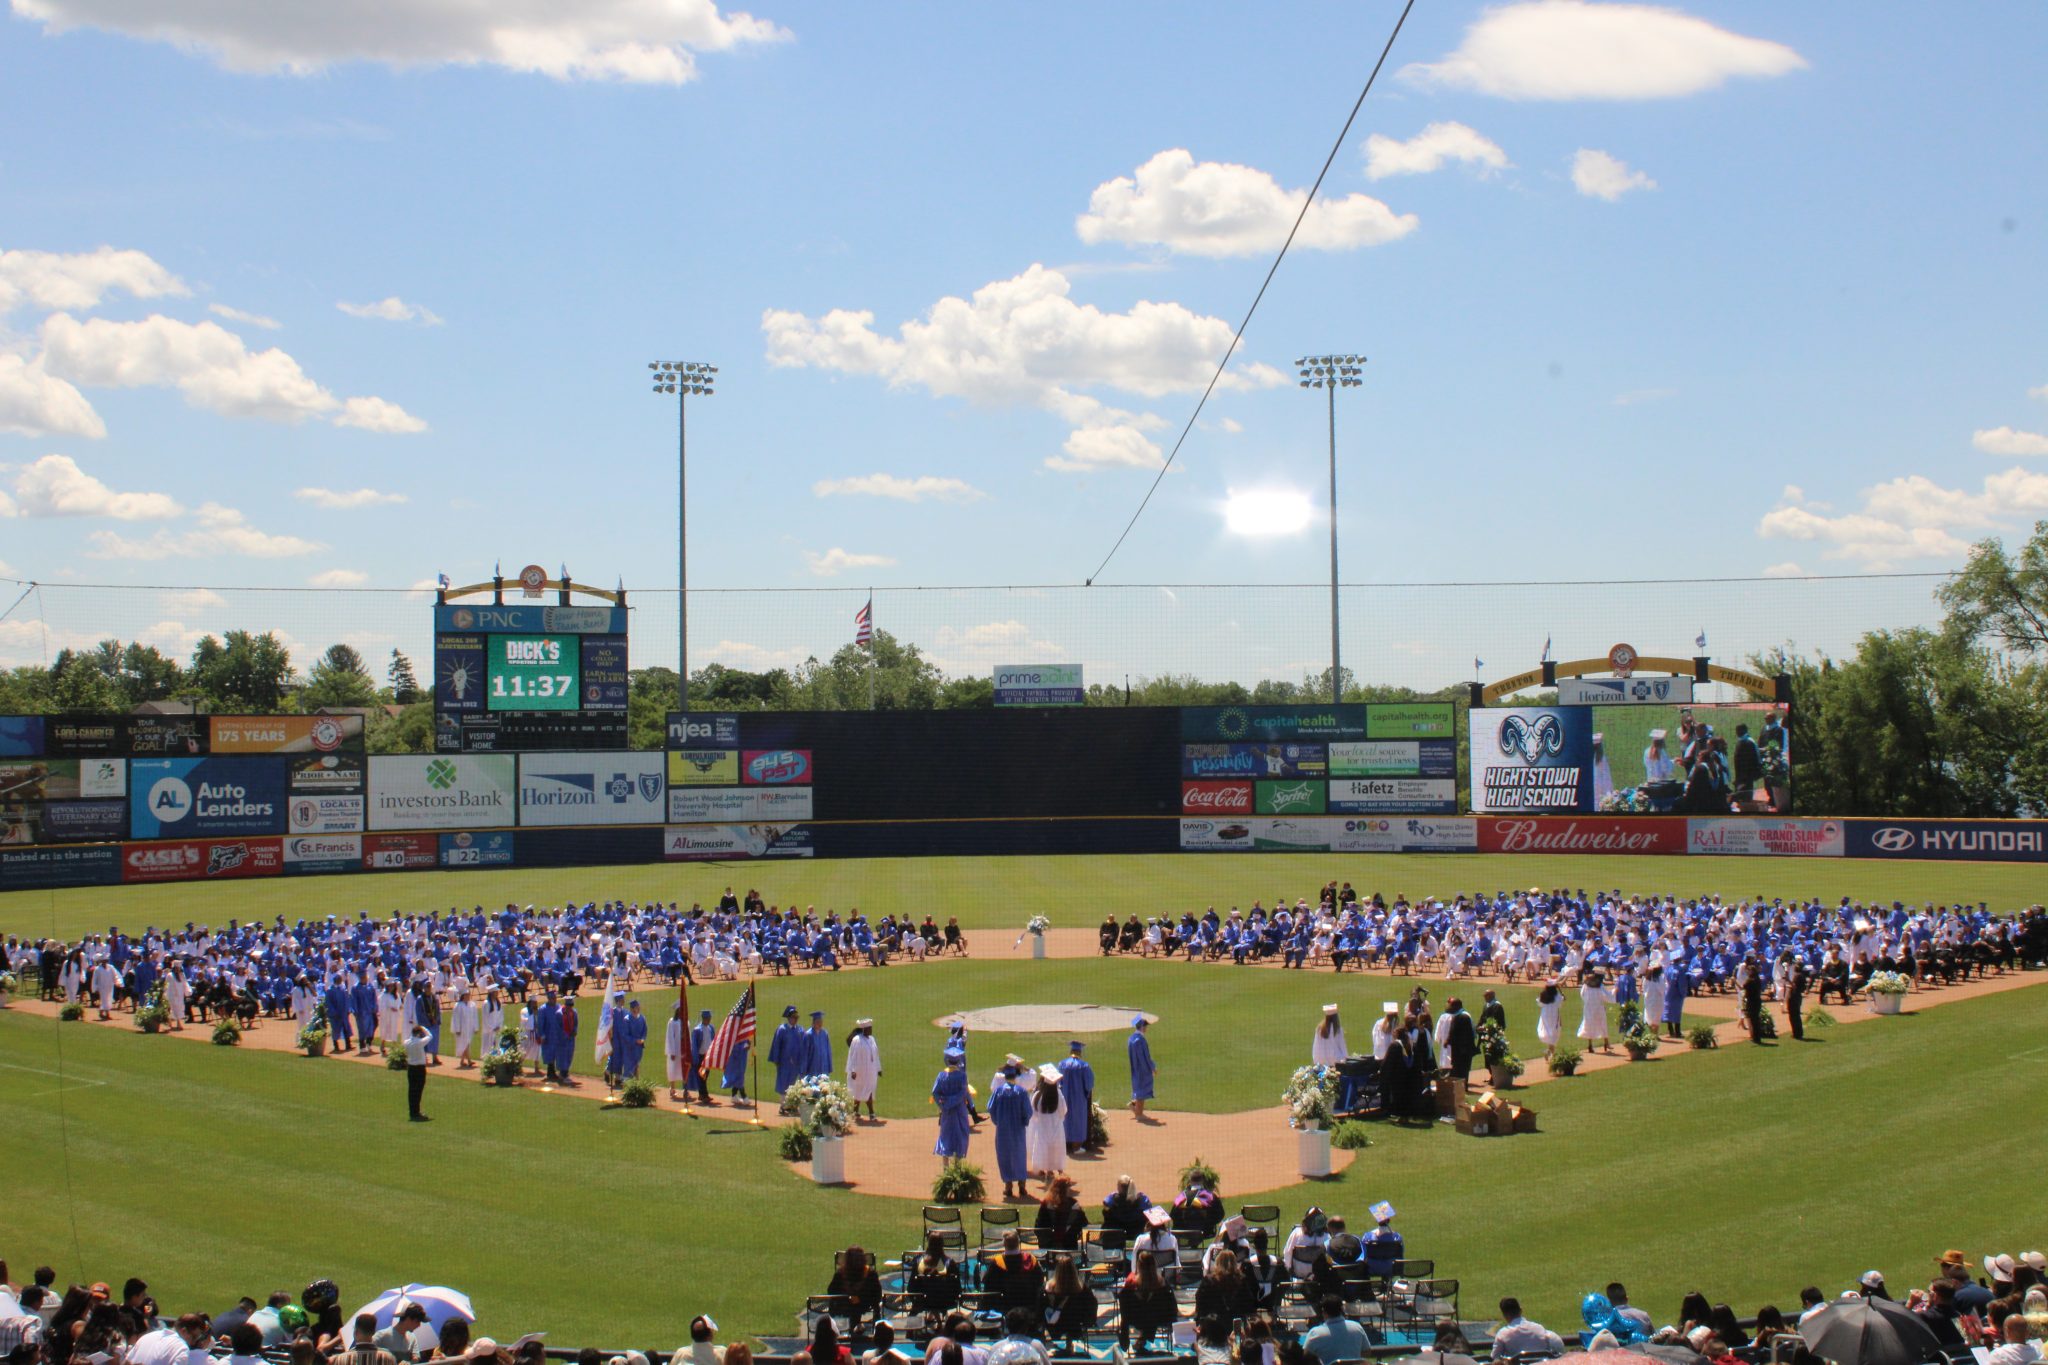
left=1182, top=780, right=1253, bottom=814
left=1479, top=817, right=1686, bottom=855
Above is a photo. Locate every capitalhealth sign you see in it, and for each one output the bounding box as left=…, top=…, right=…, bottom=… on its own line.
left=517, top=752, right=666, bottom=826
left=368, top=755, right=515, bottom=830
left=1468, top=707, right=1594, bottom=813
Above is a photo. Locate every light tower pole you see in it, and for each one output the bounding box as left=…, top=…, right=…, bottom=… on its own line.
left=1298, top=355, right=1365, bottom=704
left=647, top=360, right=715, bottom=712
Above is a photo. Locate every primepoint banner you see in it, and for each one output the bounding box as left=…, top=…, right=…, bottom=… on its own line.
left=1688, top=818, right=1844, bottom=858
left=368, top=754, right=516, bottom=830
left=666, top=786, right=814, bottom=823
left=1468, top=707, right=1594, bottom=813
left=518, top=752, right=666, bottom=826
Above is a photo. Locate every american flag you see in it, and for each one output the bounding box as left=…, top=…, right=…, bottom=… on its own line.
left=853, top=596, right=873, bottom=647
left=704, top=985, right=755, bottom=1072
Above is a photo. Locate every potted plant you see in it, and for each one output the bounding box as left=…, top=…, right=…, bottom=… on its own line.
left=383, top=1040, right=409, bottom=1070
left=1618, top=1003, right=1659, bottom=1060
left=1017, top=915, right=1052, bottom=960
left=1283, top=1064, right=1338, bottom=1177
left=482, top=1044, right=523, bottom=1087
left=779, top=1075, right=856, bottom=1183
left=1686, top=1024, right=1720, bottom=1050
left=932, top=1159, right=986, bottom=1205
left=1547, top=1044, right=1583, bottom=1077
left=1865, top=971, right=1910, bottom=1016
left=1086, top=1101, right=1111, bottom=1150
left=1760, top=743, right=1790, bottom=811
left=297, top=1003, right=330, bottom=1056
left=59, top=1002, right=85, bottom=1022
left=777, top=1125, right=814, bottom=1162
left=212, top=1019, right=241, bottom=1047
left=135, top=988, right=170, bottom=1034
left=1477, top=1021, right=1524, bottom=1089
left=620, top=1079, right=656, bottom=1108
left=0, top=970, right=17, bottom=1009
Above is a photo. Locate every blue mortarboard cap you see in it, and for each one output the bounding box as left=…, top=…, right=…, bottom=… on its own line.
left=944, top=1046, right=965, bottom=1062
left=811, top=1009, right=824, bottom=1019
left=782, top=1005, right=797, bottom=1016
left=1131, top=1015, right=1147, bottom=1028
left=1069, top=1040, right=1085, bottom=1050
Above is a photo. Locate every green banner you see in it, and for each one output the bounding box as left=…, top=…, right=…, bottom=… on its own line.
left=1255, top=779, right=1326, bottom=815
left=1365, top=702, right=1455, bottom=739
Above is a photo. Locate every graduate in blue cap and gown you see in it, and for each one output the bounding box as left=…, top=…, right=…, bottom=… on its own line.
left=987, top=1061, right=1032, bottom=1199
left=690, top=1008, right=717, bottom=1103
left=1057, top=1041, right=1094, bottom=1151
left=720, top=1018, right=752, bottom=1104
left=932, top=1046, right=972, bottom=1160
left=612, top=998, right=647, bottom=1081
left=803, top=1009, right=833, bottom=1077
left=768, top=1004, right=804, bottom=1094
left=1126, top=1016, right=1156, bottom=1122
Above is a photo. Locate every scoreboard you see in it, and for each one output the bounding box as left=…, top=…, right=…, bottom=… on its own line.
left=434, top=595, right=628, bottom=753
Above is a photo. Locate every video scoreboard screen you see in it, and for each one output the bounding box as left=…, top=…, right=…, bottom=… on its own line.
left=434, top=600, right=628, bottom=752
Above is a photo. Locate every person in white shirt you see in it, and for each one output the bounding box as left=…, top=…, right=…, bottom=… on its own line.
left=1310, top=1005, right=1346, bottom=1067
left=92, top=959, right=120, bottom=1019
left=1370, top=1005, right=1399, bottom=1062
left=128, top=1315, right=214, bottom=1365
left=665, top=1003, right=689, bottom=1102
left=450, top=989, right=480, bottom=1069
left=846, top=1019, right=882, bottom=1122
left=1577, top=971, right=1616, bottom=1053
left=1491, top=1299, right=1565, bottom=1358
left=404, top=1025, right=431, bottom=1122
left=1280, top=1210, right=1330, bottom=1281
left=1986, top=1315, right=2040, bottom=1365
left=1132, top=1207, right=1181, bottom=1284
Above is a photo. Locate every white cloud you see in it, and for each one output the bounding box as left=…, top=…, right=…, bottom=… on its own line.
left=1076, top=149, right=1417, bottom=258
left=1973, top=426, right=2048, bottom=457
left=703, top=639, right=812, bottom=671
left=209, top=303, right=280, bottom=330
left=0, top=243, right=188, bottom=314
left=1403, top=0, right=1807, bottom=101
left=1756, top=469, right=2048, bottom=569
left=927, top=619, right=1066, bottom=673
left=2031, top=383, right=2048, bottom=402
left=337, top=295, right=443, bottom=326
left=87, top=502, right=324, bottom=560
left=294, top=485, right=409, bottom=510
left=1217, top=417, right=1244, bottom=435
left=38, top=312, right=424, bottom=431
left=159, top=588, right=226, bottom=613
left=10, top=454, right=182, bottom=519
left=811, top=473, right=985, bottom=503
left=0, top=352, right=104, bottom=437
left=764, top=264, right=1283, bottom=474
left=1760, top=562, right=1805, bottom=578
left=308, top=568, right=369, bottom=587
left=13, top=0, right=790, bottom=85
left=1572, top=148, right=1656, bottom=200
left=1363, top=122, right=1509, bottom=180
left=802, top=547, right=896, bottom=577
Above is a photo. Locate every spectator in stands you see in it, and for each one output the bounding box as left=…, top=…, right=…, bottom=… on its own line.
left=1491, top=1297, right=1565, bottom=1358
left=1115, top=1252, right=1177, bottom=1352
left=115, top=1278, right=156, bottom=1339
left=1686, top=1328, right=1739, bottom=1365
left=1751, top=1305, right=1790, bottom=1348
left=1194, top=1315, right=1234, bottom=1365
left=1132, top=1208, right=1180, bottom=1285
left=1605, top=1284, right=1651, bottom=1336
left=861, top=1323, right=911, bottom=1365
left=376, top=1305, right=428, bottom=1361
left=1707, top=1304, right=1749, bottom=1349
left=983, top=1310, right=1049, bottom=1365
left=127, top=1313, right=212, bottom=1365
left=828, top=1247, right=883, bottom=1329
left=1916, top=1281, right=1966, bottom=1348
left=922, top=1340, right=961, bottom=1365
left=983, top=1233, right=1042, bottom=1314
left=1798, top=1288, right=1827, bottom=1323
left=219, top=1322, right=268, bottom=1365
left=210, top=1297, right=260, bottom=1344
left=1041, top=1255, right=1097, bottom=1347
left=1858, top=1270, right=1891, bottom=1300
left=1988, top=1314, right=2041, bottom=1365
left=1678, top=1292, right=1713, bottom=1332
left=1100, top=1176, right=1151, bottom=1244
left=344, top=1314, right=397, bottom=1365
left=1034, top=1175, right=1088, bottom=1252
left=906, top=1238, right=961, bottom=1325
left=810, top=1317, right=851, bottom=1365
left=678, top=1316, right=720, bottom=1365
left=1302, top=1298, right=1367, bottom=1365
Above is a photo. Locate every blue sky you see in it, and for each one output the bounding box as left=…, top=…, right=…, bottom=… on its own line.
left=1, top=1, right=2044, bottom=687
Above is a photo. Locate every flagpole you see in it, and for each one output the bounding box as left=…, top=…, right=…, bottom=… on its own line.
left=750, top=984, right=763, bottom=1126
left=866, top=588, right=875, bottom=712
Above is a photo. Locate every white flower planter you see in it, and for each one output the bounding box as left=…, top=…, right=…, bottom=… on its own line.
left=1868, top=993, right=1903, bottom=1016
left=1297, top=1125, right=1332, bottom=1179
left=1030, top=935, right=1047, bottom=960
left=811, top=1133, right=846, bottom=1184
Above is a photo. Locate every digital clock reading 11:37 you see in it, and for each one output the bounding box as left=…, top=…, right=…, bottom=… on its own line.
left=486, top=634, right=582, bottom=712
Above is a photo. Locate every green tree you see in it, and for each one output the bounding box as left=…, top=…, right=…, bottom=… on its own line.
left=301, top=643, right=378, bottom=710
left=1938, top=520, right=2048, bottom=655
left=189, top=630, right=294, bottom=712
left=387, top=648, right=423, bottom=705
left=790, top=631, right=943, bottom=710
left=937, top=675, right=994, bottom=708
left=366, top=700, right=435, bottom=754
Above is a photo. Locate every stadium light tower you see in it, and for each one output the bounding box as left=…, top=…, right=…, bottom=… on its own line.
left=1298, top=355, right=1365, bottom=705
left=647, top=360, right=716, bottom=712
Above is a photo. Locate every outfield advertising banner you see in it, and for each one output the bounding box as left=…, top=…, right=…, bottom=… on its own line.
left=662, top=822, right=814, bottom=860
left=1, top=758, right=125, bottom=800
left=665, top=712, right=742, bottom=749
left=0, top=844, right=120, bottom=889
left=289, top=753, right=364, bottom=795
left=581, top=635, right=630, bottom=710
left=367, top=755, right=516, bottom=831
left=1182, top=743, right=1326, bottom=779
left=0, top=716, right=44, bottom=756
left=435, top=603, right=628, bottom=635
left=209, top=715, right=364, bottom=753
left=284, top=834, right=362, bottom=874
left=1181, top=705, right=1369, bottom=742
left=1557, top=676, right=1694, bottom=706
left=1256, top=779, right=1326, bottom=815
left=39, top=800, right=126, bottom=842
left=441, top=830, right=515, bottom=867
left=1476, top=816, right=1687, bottom=855
left=742, top=749, right=812, bottom=785
left=1394, top=816, right=1480, bottom=852
left=1469, top=707, right=1594, bottom=813
left=1329, top=741, right=1455, bottom=778
left=1180, top=780, right=1253, bottom=815
left=667, top=749, right=739, bottom=786
left=434, top=635, right=486, bottom=714
left=129, top=757, right=287, bottom=838
left=1844, top=819, right=2048, bottom=862
left=1688, top=818, right=1843, bottom=857
left=1178, top=817, right=1254, bottom=851
left=993, top=664, right=1084, bottom=707
left=1327, top=777, right=1459, bottom=814
left=1364, top=703, right=1456, bottom=739
left=121, top=836, right=284, bottom=883
left=518, top=752, right=666, bottom=826
left=363, top=832, right=439, bottom=870
left=665, top=787, right=815, bottom=823
left=1253, top=818, right=1333, bottom=852
left=289, top=795, right=365, bottom=834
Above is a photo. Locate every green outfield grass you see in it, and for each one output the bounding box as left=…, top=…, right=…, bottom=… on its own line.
left=3, top=965, right=2043, bottom=1347
left=2, top=850, right=2038, bottom=946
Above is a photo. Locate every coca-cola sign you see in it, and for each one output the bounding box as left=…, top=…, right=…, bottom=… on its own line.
left=1182, top=780, right=1253, bottom=814
left=1477, top=817, right=1686, bottom=855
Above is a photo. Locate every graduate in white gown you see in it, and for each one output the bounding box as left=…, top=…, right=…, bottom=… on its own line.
left=1311, top=1004, right=1347, bottom=1066
left=1535, top=980, right=1564, bottom=1059
left=665, top=1003, right=688, bottom=1101
left=480, top=990, right=505, bottom=1056
left=1577, top=972, right=1616, bottom=1052
left=846, top=1018, right=882, bottom=1122
left=451, top=989, right=480, bottom=1068
left=1025, top=1065, right=1068, bottom=1180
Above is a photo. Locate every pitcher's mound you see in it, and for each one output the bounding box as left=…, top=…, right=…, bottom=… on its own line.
left=934, top=1005, right=1158, bottom=1033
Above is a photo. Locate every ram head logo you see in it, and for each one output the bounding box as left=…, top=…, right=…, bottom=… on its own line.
left=1498, top=713, right=1566, bottom=765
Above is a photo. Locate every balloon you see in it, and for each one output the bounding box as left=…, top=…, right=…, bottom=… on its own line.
left=1581, top=1293, right=1615, bottom=1330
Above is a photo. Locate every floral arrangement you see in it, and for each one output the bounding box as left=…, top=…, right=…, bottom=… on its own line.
left=0, top=970, right=18, bottom=998
left=1283, top=1064, right=1339, bottom=1130
left=1476, top=1021, right=1524, bottom=1076
left=1687, top=1024, right=1720, bottom=1050
left=1177, top=1157, right=1221, bottom=1198
left=1865, top=971, right=1911, bottom=996
left=1599, top=787, right=1646, bottom=813
left=932, top=1159, right=986, bottom=1205
left=211, top=1019, right=241, bottom=1047
left=482, top=1044, right=524, bottom=1085
left=1024, top=915, right=1051, bottom=936
left=620, top=1079, right=656, bottom=1108
left=1547, top=1045, right=1583, bottom=1077
left=296, top=1017, right=330, bottom=1051
left=383, top=1039, right=409, bottom=1071
left=777, top=1125, right=814, bottom=1162
left=1087, top=1101, right=1110, bottom=1149
left=779, top=1074, right=855, bottom=1137
left=135, top=987, right=170, bottom=1033
left=59, top=1003, right=86, bottom=1022
left=1618, top=1002, right=1659, bottom=1053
